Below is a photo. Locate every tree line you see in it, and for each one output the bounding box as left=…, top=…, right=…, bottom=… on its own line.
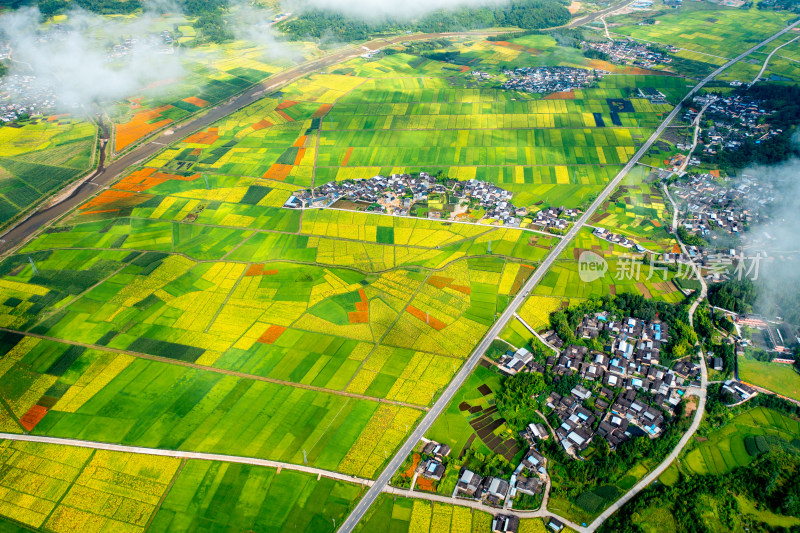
left=280, top=0, right=571, bottom=42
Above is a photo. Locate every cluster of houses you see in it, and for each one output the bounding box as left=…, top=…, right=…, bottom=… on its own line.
left=501, top=313, right=687, bottom=454
left=454, top=446, right=548, bottom=506
left=0, top=74, right=58, bottom=122
left=530, top=206, right=580, bottom=232
left=501, top=66, right=608, bottom=94
left=592, top=226, right=646, bottom=252
left=106, top=31, right=176, bottom=60
left=688, top=94, right=780, bottom=156
left=722, top=380, right=757, bottom=403
left=284, top=173, right=527, bottom=226
left=583, top=40, right=674, bottom=69
left=670, top=172, right=772, bottom=237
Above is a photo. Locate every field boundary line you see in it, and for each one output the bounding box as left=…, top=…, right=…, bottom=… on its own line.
left=144, top=457, right=188, bottom=532
left=0, top=327, right=429, bottom=411
left=0, top=433, right=375, bottom=487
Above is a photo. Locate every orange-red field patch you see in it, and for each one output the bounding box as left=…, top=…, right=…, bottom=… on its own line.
left=184, top=127, right=219, bottom=145
left=544, top=91, right=576, bottom=100
left=245, top=264, right=279, bottom=276
left=348, top=289, right=370, bottom=324
left=113, top=168, right=200, bottom=193
left=294, top=148, right=307, bottom=166
left=258, top=325, right=287, bottom=344
left=115, top=105, right=173, bottom=152
left=80, top=190, right=138, bottom=211
left=341, top=147, right=354, bottom=167
left=252, top=119, right=274, bottom=131
left=312, top=104, right=332, bottom=118
left=20, top=405, right=48, bottom=431
left=276, top=100, right=299, bottom=110
left=450, top=285, right=471, bottom=295
left=406, top=305, right=446, bottom=331
left=262, top=164, right=292, bottom=181
left=183, top=96, right=209, bottom=107
left=427, top=276, right=454, bottom=289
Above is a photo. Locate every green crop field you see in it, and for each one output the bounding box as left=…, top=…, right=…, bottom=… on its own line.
left=683, top=407, right=800, bottom=476
left=355, top=493, right=493, bottom=533
left=0, top=438, right=364, bottom=533
left=0, top=24, right=726, bottom=532
left=739, top=356, right=800, bottom=401
left=531, top=228, right=686, bottom=302
left=608, top=1, right=795, bottom=81
left=0, top=119, right=96, bottom=226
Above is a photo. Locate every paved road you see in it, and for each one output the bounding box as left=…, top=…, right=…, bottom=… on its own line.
left=752, top=33, right=800, bottom=84
left=0, top=432, right=375, bottom=486
left=566, top=0, right=637, bottom=28
left=588, top=201, right=709, bottom=532
left=0, top=29, right=515, bottom=257
left=339, top=17, right=800, bottom=533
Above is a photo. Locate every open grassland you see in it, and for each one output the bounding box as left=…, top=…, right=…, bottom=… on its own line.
left=739, top=356, right=800, bottom=402
left=0, top=118, right=96, bottom=225
left=682, top=407, right=800, bottom=476
left=355, top=493, right=494, bottom=533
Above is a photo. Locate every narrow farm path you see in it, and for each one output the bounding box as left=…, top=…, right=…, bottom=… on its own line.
left=0, top=327, right=429, bottom=411
left=0, top=432, right=375, bottom=486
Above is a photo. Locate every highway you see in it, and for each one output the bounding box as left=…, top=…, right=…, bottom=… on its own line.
left=0, top=29, right=514, bottom=257
left=338, top=16, right=800, bottom=533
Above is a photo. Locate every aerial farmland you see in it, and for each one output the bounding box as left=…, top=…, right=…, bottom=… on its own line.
left=1, top=0, right=800, bottom=531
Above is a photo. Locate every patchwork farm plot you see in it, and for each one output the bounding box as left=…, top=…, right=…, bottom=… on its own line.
left=0, top=439, right=364, bottom=533
left=0, top=30, right=700, bottom=531
left=112, top=39, right=311, bottom=153
left=608, top=2, right=796, bottom=80
left=532, top=227, right=685, bottom=302
left=426, top=364, right=522, bottom=461
left=355, top=494, right=494, bottom=533
left=0, top=118, right=96, bottom=225
left=682, top=407, right=800, bottom=476
left=589, top=166, right=674, bottom=252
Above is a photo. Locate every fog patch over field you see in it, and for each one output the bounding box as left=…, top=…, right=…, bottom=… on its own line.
left=738, top=140, right=800, bottom=320
left=283, top=0, right=511, bottom=21
left=0, top=5, right=184, bottom=111
left=227, top=3, right=304, bottom=62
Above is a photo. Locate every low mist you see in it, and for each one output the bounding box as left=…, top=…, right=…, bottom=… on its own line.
left=738, top=144, right=800, bottom=321
left=0, top=6, right=185, bottom=111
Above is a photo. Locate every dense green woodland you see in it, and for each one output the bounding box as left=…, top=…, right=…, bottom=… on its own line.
left=33, top=0, right=232, bottom=42
left=280, top=0, right=571, bottom=42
